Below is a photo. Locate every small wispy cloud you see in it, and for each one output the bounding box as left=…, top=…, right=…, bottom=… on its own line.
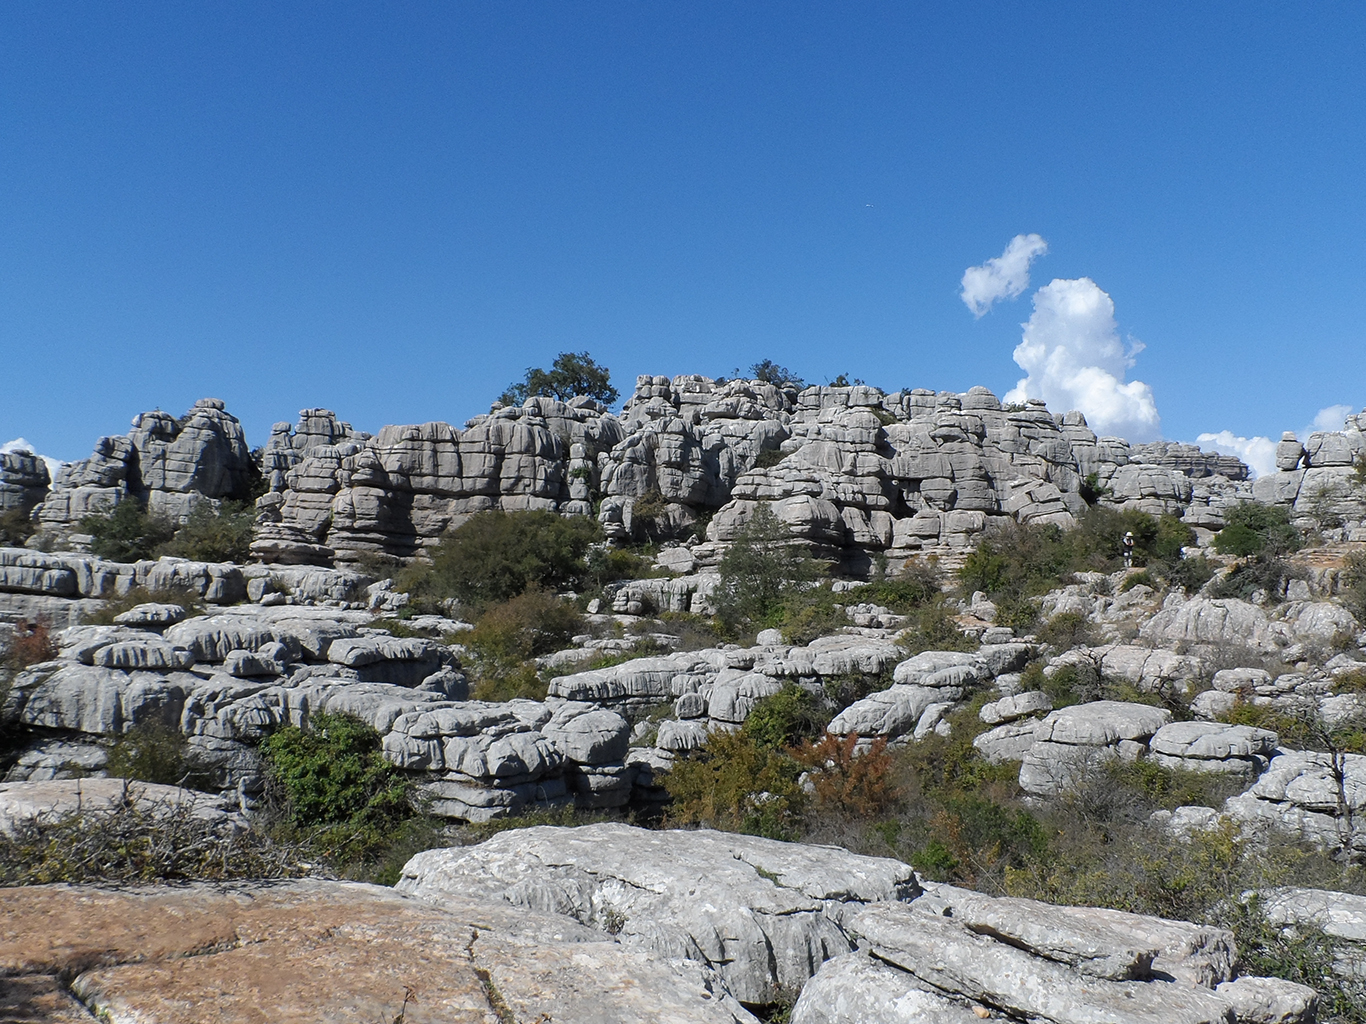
left=1196, top=430, right=1277, bottom=479
left=960, top=233, right=1048, bottom=317
left=1002, top=277, right=1161, bottom=442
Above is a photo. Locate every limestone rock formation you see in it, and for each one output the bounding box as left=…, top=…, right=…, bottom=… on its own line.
left=398, top=822, right=921, bottom=1006
left=34, top=399, right=256, bottom=532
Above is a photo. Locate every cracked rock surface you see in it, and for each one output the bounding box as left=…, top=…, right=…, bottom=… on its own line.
left=0, top=879, right=757, bottom=1024
left=397, top=822, right=921, bottom=1005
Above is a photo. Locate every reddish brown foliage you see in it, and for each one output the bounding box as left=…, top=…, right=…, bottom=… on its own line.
left=7, top=619, right=57, bottom=669
left=793, top=733, right=899, bottom=817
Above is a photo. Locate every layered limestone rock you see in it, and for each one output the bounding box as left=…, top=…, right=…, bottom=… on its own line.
left=1251, top=407, right=1366, bottom=538
left=793, top=886, right=1318, bottom=1024
left=8, top=380, right=1260, bottom=570
left=34, top=399, right=257, bottom=533
left=398, top=822, right=921, bottom=1006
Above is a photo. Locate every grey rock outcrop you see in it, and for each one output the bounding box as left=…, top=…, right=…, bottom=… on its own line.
left=34, top=399, right=257, bottom=533
left=797, top=886, right=1319, bottom=1024
left=397, top=822, right=920, bottom=1006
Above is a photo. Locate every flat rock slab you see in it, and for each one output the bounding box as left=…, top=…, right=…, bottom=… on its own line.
left=398, top=822, right=921, bottom=1005
left=0, top=880, right=757, bottom=1024
left=0, top=778, right=240, bottom=834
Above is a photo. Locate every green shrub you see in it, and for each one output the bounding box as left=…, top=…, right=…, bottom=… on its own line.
left=663, top=728, right=804, bottom=839
left=81, top=500, right=177, bottom=562
left=0, top=508, right=35, bottom=547
left=713, top=505, right=818, bottom=631
left=397, top=510, right=601, bottom=613
left=500, top=350, right=619, bottom=406
left=1214, top=503, right=1302, bottom=557
left=1341, top=550, right=1366, bottom=622
left=261, top=712, right=414, bottom=868
left=106, top=722, right=212, bottom=788
left=1119, top=570, right=1155, bottom=593
left=747, top=359, right=805, bottom=388
left=897, top=604, right=978, bottom=655
left=159, top=500, right=256, bottom=562
left=1160, top=554, right=1217, bottom=594
left=845, top=564, right=942, bottom=611
left=752, top=447, right=786, bottom=469
left=1037, top=611, right=1098, bottom=650
left=1209, top=556, right=1300, bottom=603
left=585, top=546, right=655, bottom=588
left=463, top=589, right=582, bottom=664
left=743, top=684, right=829, bottom=749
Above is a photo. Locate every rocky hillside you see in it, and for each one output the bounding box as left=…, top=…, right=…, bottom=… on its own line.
left=13, top=375, right=1363, bottom=574
left=3, top=382, right=1366, bottom=1023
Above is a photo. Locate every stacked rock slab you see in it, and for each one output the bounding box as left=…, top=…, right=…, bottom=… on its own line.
left=793, top=885, right=1318, bottom=1024
left=217, top=378, right=1250, bottom=567
left=34, top=398, right=256, bottom=532
left=0, top=444, right=50, bottom=515
left=1251, top=407, right=1366, bottom=536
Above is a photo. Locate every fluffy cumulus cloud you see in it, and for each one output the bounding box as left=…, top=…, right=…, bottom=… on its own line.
left=960, top=233, right=1048, bottom=317
left=1304, top=403, right=1355, bottom=438
left=1002, top=277, right=1162, bottom=442
left=1195, top=431, right=1278, bottom=479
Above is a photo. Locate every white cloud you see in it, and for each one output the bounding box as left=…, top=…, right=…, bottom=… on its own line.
left=1196, top=431, right=1277, bottom=479
left=1002, top=277, right=1162, bottom=442
left=1298, top=403, right=1356, bottom=440
left=1, top=438, right=65, bottom=482
left=960, top=233, right=1048, bottom=317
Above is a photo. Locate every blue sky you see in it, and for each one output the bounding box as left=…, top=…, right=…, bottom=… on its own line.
left=3, top=3, right=1364, bottom=472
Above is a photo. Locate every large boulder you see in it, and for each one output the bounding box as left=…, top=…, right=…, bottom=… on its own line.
left=398, top=823, right=920, bottom=1006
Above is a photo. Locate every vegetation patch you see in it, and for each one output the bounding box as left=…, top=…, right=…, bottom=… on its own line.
left=396, top=509, right=600, bottom=614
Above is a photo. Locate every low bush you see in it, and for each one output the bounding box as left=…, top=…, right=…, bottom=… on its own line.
left=1209, top=556, right=1301, bottom=603
left=106, top=722, right=213, bottom=789
left=792, top=734, right=899, bottom=818
left=158, top=500, right=257, bottom=563
left=82, top=586, right=205, bottom=626
left=79, top=498, right=256, bottom=564
left=1037, top=611, right=1098, bottom=651
left=663, top=727, right=804, bottom=839
left=1214, top=503, right=1302, bottom=558
left=0, top=789, right=309, bottom=885
left=462, top=589, right=582, bottom=664
left=0, top=507, right=35, bottom=547
left=261, top=712, right=417, bottom=872
left=712, top=504, right=819, bottom=631
left=896, top=604, right=978, bottom=655
left=1, top=619, right=57, bottom=671
left=743, top=684, right=829, bottom=749
left=396, top=510, right=601, bottom=613
left=81, top=500, right=176, bottom=562
left=1160, top=553, right=1217, bottom=594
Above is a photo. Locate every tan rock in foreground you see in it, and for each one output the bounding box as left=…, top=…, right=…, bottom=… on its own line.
left=0, top=880, right=756, bottom=1024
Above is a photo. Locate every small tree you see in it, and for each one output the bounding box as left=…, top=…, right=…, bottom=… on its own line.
left=713, top=504, right=816, bottom=630
left=747, top=360, right=805, bottom=389
left=501, top=351, right=619, bottom=407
